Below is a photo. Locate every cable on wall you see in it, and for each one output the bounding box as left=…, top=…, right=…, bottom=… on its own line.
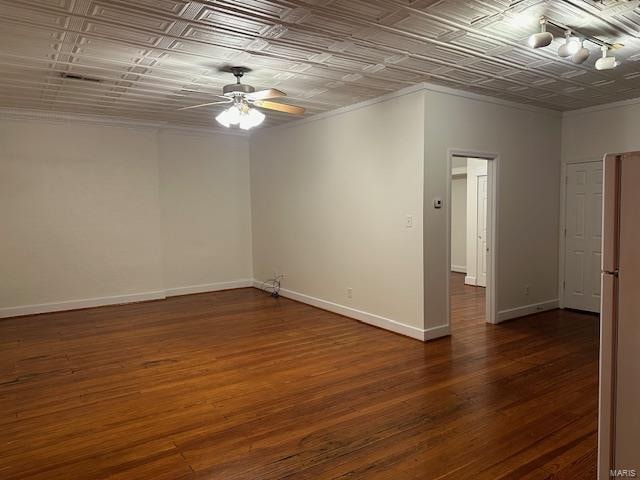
left=260, top=275, right=284, bottom=298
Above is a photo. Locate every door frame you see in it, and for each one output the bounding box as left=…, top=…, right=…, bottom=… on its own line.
left=446, top=149, right=499, bottom=325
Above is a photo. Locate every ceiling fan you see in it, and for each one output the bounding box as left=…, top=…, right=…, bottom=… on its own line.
left=178, top=66, right=305, bottom=130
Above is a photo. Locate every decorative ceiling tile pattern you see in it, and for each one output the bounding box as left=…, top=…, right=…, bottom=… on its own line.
left=1, top=0, right=640, bottom=128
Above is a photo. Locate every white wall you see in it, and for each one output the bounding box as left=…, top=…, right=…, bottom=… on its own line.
left=0, top=116, right=252, bottom=317
left=424, top=90, right=562, bottom=329
left=250, top=85, right=563, bottom=339
left=250, top=91, right=427, bottom=339
left=560, top=99, right=640, bottom=309
left=159, top=130, right=253, bottom=294
left=562, top=100, right=640, bottom=164
left=0, top=118, right=164, bottom=314
left=450, top=173, right=467, bottom=273
left=1, top=84, right=568, bottom=340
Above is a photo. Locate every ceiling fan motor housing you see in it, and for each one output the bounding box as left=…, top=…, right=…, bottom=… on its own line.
left=223, top=83, right=256, bottom=96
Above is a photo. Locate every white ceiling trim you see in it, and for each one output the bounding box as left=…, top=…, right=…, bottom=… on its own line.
left=159, top=124, right=249, bottom=137
left=0, top=107, right=163, bottom=130
left=0, top=106, right=249, bottom=136
left=255, top=80, right=562, bottom=136
left=1, top=78, right=566, bottom=138
left=562, top=94, right=640, bottom=117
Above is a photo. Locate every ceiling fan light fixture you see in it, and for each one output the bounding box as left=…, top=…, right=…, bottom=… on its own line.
left=182, top=66, right=304, bottom=125
left=528, top=18, right=553, bottom=49
left=217, top=104, right=265, bottom=130
left=595, top=45, right=617, bottom=70
left=216, top=105, right=242, bottom=127
left=239, top=108, right=265, bottom=130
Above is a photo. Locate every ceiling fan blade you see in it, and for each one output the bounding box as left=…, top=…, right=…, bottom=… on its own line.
left=254, top=100, right=305, bottom=116
left=178, top=99, right=232, bottom=111
left=246, top=88, right=286, bottom=101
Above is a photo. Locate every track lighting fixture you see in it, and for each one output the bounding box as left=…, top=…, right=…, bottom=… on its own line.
left=528, top=17, right=553, bottom=49
left=558, top=31, right=581, bottom=58
left=571, top=41, right=590, bottom=64
left=527, top=16, right=621, bottom=70
left=595, top=45, right=617, bottom=70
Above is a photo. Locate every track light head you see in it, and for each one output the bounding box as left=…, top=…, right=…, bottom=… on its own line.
left=529, top=32, right=553, bottom=48
left=527, top=16, right=623, bottom=68
left=595, top=45, right=617, bottom=70
left=571, top=43, right=590, bottom=64
left=528, top=17, right=553, bottom=49
left=558, top=31, right=581, bottom=57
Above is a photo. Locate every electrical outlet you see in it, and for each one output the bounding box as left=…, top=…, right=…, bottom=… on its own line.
left=347, top=288, right=353, bottom=299
left=524, top=285, right=530, bottom=296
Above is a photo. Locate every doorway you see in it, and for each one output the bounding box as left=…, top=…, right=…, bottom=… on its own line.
left=447, top=152, right=497, bottom=327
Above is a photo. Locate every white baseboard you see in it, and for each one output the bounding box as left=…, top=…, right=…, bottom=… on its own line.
left=165, top=280, right=253, bottom=297
left=465, top=276, right=477, bottom=285
left=423, top=324, right=451, bottom=341
left=451, top=265, right=467, bottom=274
left=497, top=299, right=559, bottom=323
left=0, top=290, right=166, bottom=319
left=268, top=285, right=448, bottom=342
left=0, top=279, right=254, bottom=319
left=2, top=279, right=453, bottom=344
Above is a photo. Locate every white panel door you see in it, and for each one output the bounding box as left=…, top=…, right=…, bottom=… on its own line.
left=476, top=175, right=488, bottom=288
left=564, top=162, right=603, bottom=312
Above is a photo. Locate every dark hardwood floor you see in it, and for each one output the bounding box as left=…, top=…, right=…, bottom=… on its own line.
left=1, top=284, right=599, bottom=479
left=450, top=272, right=486, bottom=328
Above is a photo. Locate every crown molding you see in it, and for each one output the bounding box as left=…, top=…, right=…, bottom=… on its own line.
left=418, top=81, right=562, bottom=117
left=252, top=81, right=562, bottom=136
left=0, top=107, right=163, bottom=130
left=159, top=124, right=249, bottom=138
left=0, top=107, right=248, bottom=137
left=252, top=84, right=427, bottom=136
left=562, top=95, right=640, bottom=117
left=2, top=80, right=562, bottom=139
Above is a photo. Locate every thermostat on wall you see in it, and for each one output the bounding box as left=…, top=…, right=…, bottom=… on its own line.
left=433, top=198, right=443, bottom=209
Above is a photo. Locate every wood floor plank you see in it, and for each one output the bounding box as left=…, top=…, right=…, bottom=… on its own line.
left=0, top=276, right=598, bottom=479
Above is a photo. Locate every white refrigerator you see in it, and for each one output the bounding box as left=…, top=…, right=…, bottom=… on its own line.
left=598, top=152, right=640, bottom=479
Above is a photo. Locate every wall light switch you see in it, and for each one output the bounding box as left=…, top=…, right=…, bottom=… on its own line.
left=406, top=215, right=413, bottom=228
left=433, top=198, right=443, bottom=209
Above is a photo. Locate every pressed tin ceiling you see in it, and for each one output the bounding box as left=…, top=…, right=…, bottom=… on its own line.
left=1, top=0, right=640, bottom=128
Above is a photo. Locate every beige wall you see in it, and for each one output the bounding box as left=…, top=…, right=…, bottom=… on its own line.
left=0, top=119, right=164, bottom=313
left=1, top=84, right=567, bottom=340
left=562, top=100, right=640, bottom=164
left=250, top=91, right=426, bottom=337
left=424, top=90, right=562, bottom=329
left=251, top=86, right=563, bottom=338
left=0, top=118, right=252, bottom=317
left=560, top=99, right=640, bottom=312
left=159, top=130, right=253, bottom=293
